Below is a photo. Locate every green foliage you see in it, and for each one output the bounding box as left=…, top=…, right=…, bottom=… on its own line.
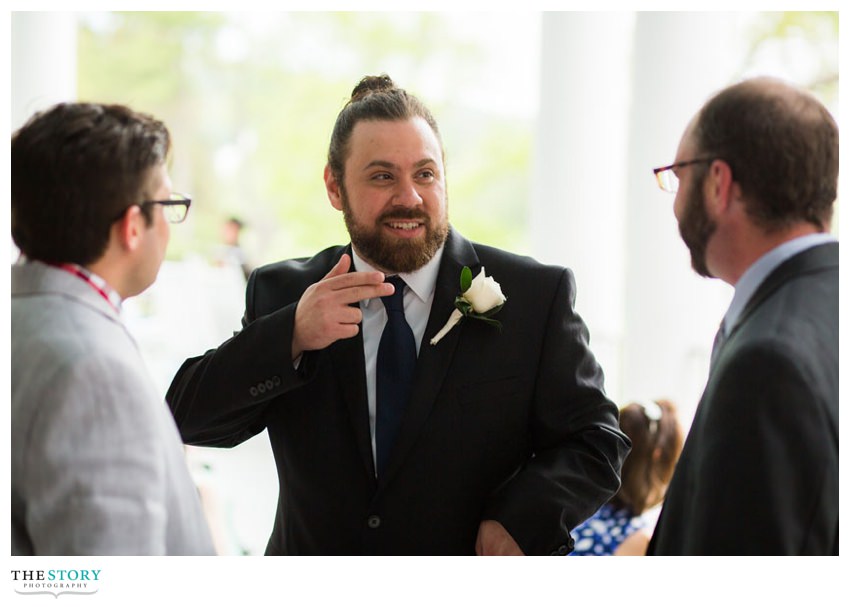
left=742, top=12, right=838, bottom=102
left=77, top=11, right=838, bottom=263
left=77, top=12, right=534, bottom=265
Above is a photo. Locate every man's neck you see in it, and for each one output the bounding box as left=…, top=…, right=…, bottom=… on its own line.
left=87, top=257, right=130, bottom=299
left=710, top=222, right=823, bottom=286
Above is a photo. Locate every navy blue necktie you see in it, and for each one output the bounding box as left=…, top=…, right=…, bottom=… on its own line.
left=375, top=275, right=416, bottom=477
left=709, top=319, right=727, bottom=372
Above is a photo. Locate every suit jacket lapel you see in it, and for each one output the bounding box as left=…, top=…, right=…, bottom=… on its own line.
left=379, top=229, right=480, bottom=486
left=328, top=245, right=377, bottom=482
left=725, top=242, right=838, bottom=345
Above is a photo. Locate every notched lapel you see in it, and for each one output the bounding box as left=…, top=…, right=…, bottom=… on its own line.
left=331, top=244, right=376, bottom=482
left=727, top=242, right=838, bottom=344
left=330, top=329, right=376, bottom=482
left=379, top=230, right=480, bottom=486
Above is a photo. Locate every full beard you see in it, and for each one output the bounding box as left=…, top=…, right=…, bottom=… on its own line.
left=678, top=175, right=717, bottom=278
left=341, top=190, right=449, bottom=274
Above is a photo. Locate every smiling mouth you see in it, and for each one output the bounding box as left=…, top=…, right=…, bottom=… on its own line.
left=385, top=221, right=423, bottom=231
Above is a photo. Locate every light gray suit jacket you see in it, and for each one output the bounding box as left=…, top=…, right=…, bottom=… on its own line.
left=11, top=261, right=214, bottom=555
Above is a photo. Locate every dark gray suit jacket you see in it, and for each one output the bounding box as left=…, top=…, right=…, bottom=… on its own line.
left=649, top=242, right=839, bottom=555
left=167, top=228, right=629, bottom=555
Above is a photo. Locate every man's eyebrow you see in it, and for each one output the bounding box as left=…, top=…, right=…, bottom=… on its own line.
left=362, top=158, right=437, bottom=171
left=363, top=160, right=396, bottom=170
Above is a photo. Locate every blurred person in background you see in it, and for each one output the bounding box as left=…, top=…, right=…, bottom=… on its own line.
left=167, top=74, right=629, bottom=555
left=11, top=102, right=214, bottom=555
left=213, top=216, right=253, bottom=281
left=569, top=399, right=683, bottom=556
left=648, top=77, right=838, bottom=555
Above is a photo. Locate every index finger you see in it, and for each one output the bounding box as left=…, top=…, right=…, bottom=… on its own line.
left=322, top=253, right=352, bottom=280
left=332, top=281, right=395, bottom=305
left=325, top=269, right=388, bottom=291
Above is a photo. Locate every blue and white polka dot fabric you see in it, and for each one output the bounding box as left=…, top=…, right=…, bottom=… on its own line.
left=568, top=503, right=646, bottom=556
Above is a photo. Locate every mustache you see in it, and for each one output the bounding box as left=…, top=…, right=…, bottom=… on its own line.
left=378, top=209, right=431, bottom=223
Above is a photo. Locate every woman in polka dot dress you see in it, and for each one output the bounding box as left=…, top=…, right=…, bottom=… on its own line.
left=569, top=399, right=683, bottom=556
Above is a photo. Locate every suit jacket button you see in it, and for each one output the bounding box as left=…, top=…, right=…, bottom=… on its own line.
left=273, top=375, right=281, bottom=386
left=257, top=383, right=267, bottom=393
left=249, top=387, right=258, bottom=397
left=265, top=379, right=275, bottom=389
left=367, top=515, right=381, bottom=529
left=557, top=545, right=569, bottom=555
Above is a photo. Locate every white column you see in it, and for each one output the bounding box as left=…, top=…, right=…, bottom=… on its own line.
left=622, top=13, right=743, bottom=425
left=531, top=12, right=748, bottom=423
left=11, top=12, right=77, bottom=131
left=10, top=12, right=77, bottom=261
left=529, top=12, right=636, bottom=400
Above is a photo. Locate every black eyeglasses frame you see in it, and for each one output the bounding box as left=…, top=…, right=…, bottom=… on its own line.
left=112, top=193, right=192, bottom=224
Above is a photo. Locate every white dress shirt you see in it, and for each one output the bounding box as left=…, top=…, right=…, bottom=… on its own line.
left=350, top=244, right=445, bottom=466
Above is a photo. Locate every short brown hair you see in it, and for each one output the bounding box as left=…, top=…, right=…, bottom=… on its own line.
left=327, top=74, right=443, bottom=184
left=692, top=77, right=838, bottom=231
left=11, top=102, right=171, bottom=265
left=611, top=399, right=683, bottom=515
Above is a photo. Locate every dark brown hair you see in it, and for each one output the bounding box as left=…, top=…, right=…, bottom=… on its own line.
left=692, top=77, right=838, bottom=231
left=327, top=74, right=443, bottom=183
left=611, top=399, right=683, bottom=515
left=11, top=102, right=171, bottom=265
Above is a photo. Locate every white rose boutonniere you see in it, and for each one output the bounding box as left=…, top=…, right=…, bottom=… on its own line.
left=429, top=266, right=507, bottom=346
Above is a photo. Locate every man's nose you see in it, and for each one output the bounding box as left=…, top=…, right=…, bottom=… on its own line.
left=392, top=178, right=424, bottom=207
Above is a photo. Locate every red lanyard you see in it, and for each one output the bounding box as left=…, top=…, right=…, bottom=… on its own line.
left=56, top=263, right=121, bottom=313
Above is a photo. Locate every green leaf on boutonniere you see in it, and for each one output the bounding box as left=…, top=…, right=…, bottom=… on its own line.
left=460, top=266, right=473, bottom=293
left=453, top=296, right=504, bottom=331
left=473, top=316, right=503, bottom=330
left=430, top=266, right=506, bottom=345
left=479, top=303, right=505, bottom=318
left=454, top=296, right=473, bottom=316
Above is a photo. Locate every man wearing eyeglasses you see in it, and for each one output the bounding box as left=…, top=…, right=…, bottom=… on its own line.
left=648, top=78, right=838, bottom=555
left=11, top=103, right=213, bottom=555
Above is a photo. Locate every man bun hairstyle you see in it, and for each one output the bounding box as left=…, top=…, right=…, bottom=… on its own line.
left=350, top=74, right=396, bottom=101
left=327, top=74, right=443, bottom=183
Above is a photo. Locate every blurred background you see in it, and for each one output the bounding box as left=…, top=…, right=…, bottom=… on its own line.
left=10, top=10, right=839, bottom=555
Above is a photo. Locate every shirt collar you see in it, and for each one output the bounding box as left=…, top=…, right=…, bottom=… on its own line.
left=722, top=232, right=836, bottom=335
left=350, top=243, right=445, bottom=306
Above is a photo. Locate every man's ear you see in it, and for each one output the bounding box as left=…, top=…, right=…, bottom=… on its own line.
left=703, top=159, right=736, bottom=217
left=114, top=205, right=145, bottom=252
left=324, top=165, right=344, bottom=211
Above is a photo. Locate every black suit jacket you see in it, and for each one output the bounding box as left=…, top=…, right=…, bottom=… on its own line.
left=648, top=242, right=838, bottom=555
left=167, top=228, right=629, bottom=555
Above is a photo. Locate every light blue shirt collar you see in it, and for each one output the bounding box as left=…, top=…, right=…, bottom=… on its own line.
left=722, top=232, right=836, bottom=336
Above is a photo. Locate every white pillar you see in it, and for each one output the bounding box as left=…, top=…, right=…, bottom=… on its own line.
left=10, top=12, right=77, bottom=261
left=531, top=12, right=749, bottom=423
left=529, top=12, right=636, bottom=400
left=11, top=12, right=77, bottom=131
left=622, top=13, right=743, bottom=425
left=9, top=12, right=77, bottom=262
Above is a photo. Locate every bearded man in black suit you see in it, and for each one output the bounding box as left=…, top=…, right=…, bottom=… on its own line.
left=648, top=77, right=838, bottom=555
left=167, top=75, right=629, bottom=555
